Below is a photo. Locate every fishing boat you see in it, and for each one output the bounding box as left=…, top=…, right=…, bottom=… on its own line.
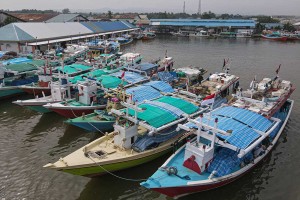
left=13, top=81, right=72, bottom=113
left=170, top=31, right=189, bottom=37
left=66, top=79, right=171, bottom=132
left=141, top=75, right=295, bottom=198
left=19, top=63, right=93, bottom=96
left=119, top=53, right=143, bottom=65
left=108, top=37, right=134, bottom=46
left=261, top=34, right=288, bottom=41
left=43, top=80, right=107, bottom=118
left=0, top=62, right=39, bottom=99
left=43, top=89, right=209, bottom=177
left=142, top=32, right=156, bottom=40
left=189, top=30, right=209, bottom=37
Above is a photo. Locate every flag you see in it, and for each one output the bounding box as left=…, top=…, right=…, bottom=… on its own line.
left=201, top=93, right=215, bottom=106
left=121, top=70, right=125, bottom=79
left=222, top=58, right=229, bottom=70
left=250, top=76, right=256, bottom=89
left=276, top=64, right=281, bottom=74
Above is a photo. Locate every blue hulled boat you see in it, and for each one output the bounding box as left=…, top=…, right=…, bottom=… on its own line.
left=141, top=76, right=295, bottom=198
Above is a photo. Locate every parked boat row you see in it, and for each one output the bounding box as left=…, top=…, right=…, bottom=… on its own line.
left=3, top=47, right=294, bottom=198
left=40, top=60, right=294, bottom=197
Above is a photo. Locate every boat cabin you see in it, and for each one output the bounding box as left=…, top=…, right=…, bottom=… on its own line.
left=77, top=81, right=98, bottom=105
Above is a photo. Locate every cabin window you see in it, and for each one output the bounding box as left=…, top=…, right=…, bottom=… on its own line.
left=131, top=136, right=135, bottom=144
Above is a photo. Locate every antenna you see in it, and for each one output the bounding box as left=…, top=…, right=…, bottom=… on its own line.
left=183, top=1, right=186, bottom=13
left=198, top=0, right=202, bottom=16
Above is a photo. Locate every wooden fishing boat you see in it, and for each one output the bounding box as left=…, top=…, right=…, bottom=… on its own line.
left=43, top=80, right=107, bottom=118
left=142, top=32, right=156, bottom=40
left=141, top=75, right=295, bottom=198
left=0, top=62, right=40, bottom=99
left=44, top=94, right=208, bottom=177
left=261, top=34, right=288, bottom=41
left=13, top=81, right=72, bottom=113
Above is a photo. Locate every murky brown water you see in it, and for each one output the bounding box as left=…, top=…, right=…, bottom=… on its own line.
left=0, top=35, right=299, bottom=200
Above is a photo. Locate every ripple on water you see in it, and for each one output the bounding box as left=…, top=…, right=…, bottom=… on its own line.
left=1, top=37, right=300, bottom=200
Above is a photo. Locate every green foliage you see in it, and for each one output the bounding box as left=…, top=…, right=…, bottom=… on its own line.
left=201, top=11, right=216, bottom=19
left=3, top=16, right=18, bottom=25
left=108, top=11, right=112, bottom=19
left=254, top=23, right=266, bottom=33
left=6, top=9, right=58, bottom=14
left=256, top=16, right=280, bottom=23
left=283, top=22, right=296, bottom=32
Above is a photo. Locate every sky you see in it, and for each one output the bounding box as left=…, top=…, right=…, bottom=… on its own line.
left=2, top=0, right=299, bottom=16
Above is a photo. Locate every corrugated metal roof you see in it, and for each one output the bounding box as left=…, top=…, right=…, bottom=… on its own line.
left=46, top=14, right=87, bottom=22
left=150, top=19, right=255, bottom=28
left=15, top=22, right=93, bottom=40
left=0, top=21, right=137, bottom=42
left=0, top=24, right=34, bottom=41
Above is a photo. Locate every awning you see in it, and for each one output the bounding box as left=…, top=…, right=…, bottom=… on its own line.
left=27, top=28, right=139, bottom=46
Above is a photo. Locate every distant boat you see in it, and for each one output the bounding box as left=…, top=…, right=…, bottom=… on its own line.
left=142, top=32, right=156, bottom=40
left=189, top=30, right=209, bottom=37
left=261, top=34, right=288, bottom=41
left=170, top=31, right=189, bottom=37
left=218, top=32, right=237, bottom=38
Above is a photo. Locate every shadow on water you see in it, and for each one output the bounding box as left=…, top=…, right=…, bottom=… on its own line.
left=77, top=153, right=172, bottom=200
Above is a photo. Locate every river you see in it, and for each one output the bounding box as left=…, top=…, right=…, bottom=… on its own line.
left=0, top=35, right=299, bottom=200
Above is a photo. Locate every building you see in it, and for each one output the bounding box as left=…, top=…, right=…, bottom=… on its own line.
left=293, top=22, right=300, bottom=30
left=134, top=15, right=150, bottom=27
left=46, top=14, right=89, bottom=22
left=0, top=21, right=137, bottom=53
left=9, top=13, right=59, bottom=22
left=0, top=11, right=25, bottom=27
left=149, top=19, right=256, bottom=33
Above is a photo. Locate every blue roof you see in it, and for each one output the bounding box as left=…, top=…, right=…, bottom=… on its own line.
left=150, top=19, right=255, bottom=28
left=143, top=81, right=174, bottom=93
left=186, top=106, right=274, bottom=149
left=110, top=71, right=147, bottom=84
left=126, top=85, right=162, bottom=103
left=82, top=21, right=132, bottom=32
left=134, top=63, right=158, bottom=71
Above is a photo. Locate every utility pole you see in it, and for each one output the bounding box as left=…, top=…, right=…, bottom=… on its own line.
left=198, top=0, right=202, bottom=16
left=183, top=1, right=186, bottom=13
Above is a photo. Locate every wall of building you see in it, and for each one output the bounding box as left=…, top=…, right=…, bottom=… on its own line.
left=0, top=42, right=19, bottom=52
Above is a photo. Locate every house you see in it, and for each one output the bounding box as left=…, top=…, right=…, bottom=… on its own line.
left=0, top=11, right=25, bottom=27
left=134, top=15, right=150, bottom=27
left=46, top=14, right=89, bottom=22
left=9, top=13, right=59, bottom=22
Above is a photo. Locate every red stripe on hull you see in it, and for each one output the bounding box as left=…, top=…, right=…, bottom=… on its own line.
left=48, top=108, right=95, bottom=118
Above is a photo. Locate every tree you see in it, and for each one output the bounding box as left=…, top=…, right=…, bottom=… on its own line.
left=283, top=22, right=296, bottom=32
left=254, top=23, right=266, bottom=34
left=201, top=11, right=216, bottom=19
left=62, top=8, right=70, bottom=14
left=108, top=10, right=112, bottom=19
left=3, top=17, right=18, bottom=26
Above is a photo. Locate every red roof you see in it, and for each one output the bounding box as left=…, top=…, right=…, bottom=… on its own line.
left=9, top=13, right=59, bottom=22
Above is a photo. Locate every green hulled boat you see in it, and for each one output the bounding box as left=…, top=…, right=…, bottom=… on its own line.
left=44, top=95, right=208, bottom=177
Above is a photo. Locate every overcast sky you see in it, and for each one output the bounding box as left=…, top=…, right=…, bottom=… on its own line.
left=2, top=0, right=299, bottom=15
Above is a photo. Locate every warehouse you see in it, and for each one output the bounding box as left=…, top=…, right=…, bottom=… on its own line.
left=0, top=21, right=137, bottom=53
left=150, top=19, right=256, bottom=34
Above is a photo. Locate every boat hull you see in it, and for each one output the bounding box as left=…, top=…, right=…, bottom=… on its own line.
left=145, top=100, right=294, bottom=198
left=0, top=88, right=25, bottom=99
left=61, top=149, right=170, bottom=177
left=26, top=105, right=52, bottom=113
left=66, top=120, right=115, bottom=132
left=261, top=35, right=288, bottom=41
left=47, top=106, right=105, bottom=118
